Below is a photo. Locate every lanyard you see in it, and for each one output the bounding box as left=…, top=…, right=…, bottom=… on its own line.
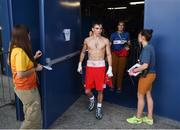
left=117, top=32, right=123, bottom=40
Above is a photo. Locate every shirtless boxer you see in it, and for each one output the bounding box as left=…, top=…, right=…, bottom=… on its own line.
left=77, top=22, right=113, bottom=120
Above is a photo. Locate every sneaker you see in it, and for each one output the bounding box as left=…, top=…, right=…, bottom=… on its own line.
left=96, top=107, right=103, bottom=120
left=127, top=116, right=142, bottom=124
left=116, top=89, right=122, bottom=94
left=109, top=87, right=115, bottom=91
left=116, top=87, right=122, bottom=93
left=88, top=99, right=95, bottom=111
left=142, top=116, right=154, bottom=125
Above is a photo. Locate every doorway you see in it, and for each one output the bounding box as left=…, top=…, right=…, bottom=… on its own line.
left=81, top=0, right=145, bottom=107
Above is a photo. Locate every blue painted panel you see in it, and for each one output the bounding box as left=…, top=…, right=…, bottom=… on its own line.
left=11, top=0, right=40, bottom=52
left=39, top=0, right=82, bottom=128
left=144, top=0, right=180, bottom=121
left=0, top=0, right=12, bottom=53
left=1, top=0, right=41, bottom=121
left=42, top=57, right=82, bottom=128
left=44, top=0, right=81, bottom=59
left=0, top=0, right=24, bottom=121
left=0, top=0, right=12, bottom=76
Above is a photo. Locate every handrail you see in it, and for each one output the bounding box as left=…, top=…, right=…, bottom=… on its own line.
left=46, top=51, right=80, bottom=66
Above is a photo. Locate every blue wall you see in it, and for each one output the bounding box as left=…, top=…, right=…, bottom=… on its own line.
left=39, top=0, right=82, bottom=128
left=1, top=0, right=82, bottom=128
left=11, top=0, right=40, bottom=52
left=0, top=0, right=40, bottom=62
left=0, top=0, right=13, bottom=76
left=10, top=0, right=40, bottom=121
left=1, top=0, right=180, bottom=128
left=0, top=0, right=12, bottom=53
left=144, top=0, right=180, bottom=121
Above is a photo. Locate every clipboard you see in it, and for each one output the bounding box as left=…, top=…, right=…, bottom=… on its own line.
left=127, top=63, right=141, bottom=76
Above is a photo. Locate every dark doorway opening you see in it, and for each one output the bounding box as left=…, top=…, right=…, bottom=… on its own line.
left=81, top=0, right=144, bottom=39
left=80, top=0, right=145, bottom=106
left=81, top=0, right=144, bottom=66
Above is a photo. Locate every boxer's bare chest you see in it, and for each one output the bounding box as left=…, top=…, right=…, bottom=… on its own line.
left=87, top=37, right=106, bottom=50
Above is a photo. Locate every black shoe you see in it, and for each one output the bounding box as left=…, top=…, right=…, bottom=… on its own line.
left=109, top=87, right=114, bottom=91
left=88, top=99, right=95, bottom=111
left=96, top=107, right=103, bottom=120
left=116, top=89, right=122, bottom=94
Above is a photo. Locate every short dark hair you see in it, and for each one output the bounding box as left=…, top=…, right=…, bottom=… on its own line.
left=140, top=29, right=154, bottom=41
left=92, top=21, right=103, bottom=28
left=118, top=20, right=125, bottom=26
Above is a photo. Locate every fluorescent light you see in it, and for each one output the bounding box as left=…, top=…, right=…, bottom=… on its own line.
left=107, top=7, right=127, bottom=10
left=60, top=1, right=80, bottom=7
left=130, top=1, right=144, bottom=5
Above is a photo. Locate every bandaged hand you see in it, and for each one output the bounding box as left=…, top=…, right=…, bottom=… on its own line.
left=106, top=66, right=113, bottom=77
left=77, top=62, right=82, bottom=74
left=125, top=46, right=130, bottom=51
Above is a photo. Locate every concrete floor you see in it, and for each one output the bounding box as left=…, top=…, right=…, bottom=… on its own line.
left=1, top=95, right=180, bottom=129
left=0, top=105, right=21, bottom=129
left=50, top=96, right=180, bottom=129
left=0, top=75, right=15, bottom=107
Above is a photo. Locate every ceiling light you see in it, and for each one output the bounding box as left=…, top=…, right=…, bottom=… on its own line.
left=60, top=1, right=80, bottom=7
left=130, top=1, right=144, bottom=5
left=107, top=7, right=127, bottom=10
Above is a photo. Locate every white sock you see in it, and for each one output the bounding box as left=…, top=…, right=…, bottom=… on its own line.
left=97, top=103, right=102, bottom=108
left=89, top=96, right=94, bottom=101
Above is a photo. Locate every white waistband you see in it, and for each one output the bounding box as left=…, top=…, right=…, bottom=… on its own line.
left=113, top=40, right=127, bottom=45
left=87, top=60, right=105, bottom=67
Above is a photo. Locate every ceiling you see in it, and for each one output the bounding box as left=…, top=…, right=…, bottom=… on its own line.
left=82, top=0, right=144, bottom=8
left=81, top=0, right=144, bottom=17
left=81, top=0, right=145, bottom=39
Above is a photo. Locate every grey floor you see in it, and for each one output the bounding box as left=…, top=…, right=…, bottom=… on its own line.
left=0, top=75, right=15, bottom=107
left=50, top=96, right=180, bottom=129
left=0, top=75, right=20, bottom=129
left=1, top=95, right=180, bottom=129
left=0, top=105, right=21, bottom=129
